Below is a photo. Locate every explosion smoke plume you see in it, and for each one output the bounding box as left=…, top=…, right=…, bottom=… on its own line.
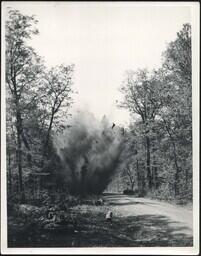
left=54, top=111, right=123, bottom=195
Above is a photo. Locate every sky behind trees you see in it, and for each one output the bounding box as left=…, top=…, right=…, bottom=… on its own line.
left=3, top=2, right=191, bottom=126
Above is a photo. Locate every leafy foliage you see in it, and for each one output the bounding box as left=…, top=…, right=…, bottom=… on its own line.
left=6, top=9, right=74, bottom=202
left=115, top=23, right=192, bottom=201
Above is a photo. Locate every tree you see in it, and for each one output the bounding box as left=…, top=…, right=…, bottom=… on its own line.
left=158, top=23, right=192, bottom=198
left=118, top=23, right=192, bottom=202
left=6, top=9, right=44, bottom=201
left=123, top=164, right=135, bottom=191
left=6, top=92, right=16, bottom=196
left=38, top=64, right=74, bottom=158
left=119, top=69, right=162, bottom=189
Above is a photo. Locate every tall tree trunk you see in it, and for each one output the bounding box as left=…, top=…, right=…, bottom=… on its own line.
left=8, top=148, right=12, bottom=195
left=131, top=182, right=134, bottom=191
left=16, top=112, right=25, bottom=202
left=154, top=166, right=158, bottom=189
left=136, top=160, right=140, bottom=190
left=128, top=174, right=134, bottom=191
left=126, top=165, right=134, bottom=191
left=43, top=111, right=54, bottom=159
left=164, top=121, right=181, bottom=198
left=185, top=169, right=188, bottom=191
left=152, top=151, right=158, bottom=190
left=170, top=137, right=180, bottom=198
left=141, top=169, right=146, bottom=196
left=146, top=136, right=152, bottom=189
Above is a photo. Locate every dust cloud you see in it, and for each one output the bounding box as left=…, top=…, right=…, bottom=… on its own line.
left=54, top=111, right=123, bottom=195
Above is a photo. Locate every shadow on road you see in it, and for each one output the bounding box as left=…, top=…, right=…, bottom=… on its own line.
left=108, top=201, right=148, bottom=206
left=8, top=213, right=193, bottom=247
left=112, top=214, right=193, bottom=247
left=104, top=194, right=155, bottom=206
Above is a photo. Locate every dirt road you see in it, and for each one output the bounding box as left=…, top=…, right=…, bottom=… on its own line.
left=8, top=194, right=193, bottom=247
left=104, top=194, right=193, bottom=238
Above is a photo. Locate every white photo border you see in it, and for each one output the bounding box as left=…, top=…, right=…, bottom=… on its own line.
left=1, top=1, right=200, bottom=255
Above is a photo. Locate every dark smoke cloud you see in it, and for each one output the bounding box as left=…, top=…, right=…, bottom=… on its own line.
left=54, top=111, right=123, bottom=195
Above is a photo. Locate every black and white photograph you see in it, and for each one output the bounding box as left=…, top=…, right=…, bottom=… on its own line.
left=1, top=1, right=200, bottom=255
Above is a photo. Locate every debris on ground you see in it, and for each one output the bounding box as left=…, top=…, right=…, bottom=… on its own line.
left=95, top=198, right=104, bottom=206
left=18, top=204, right=42, bottom=216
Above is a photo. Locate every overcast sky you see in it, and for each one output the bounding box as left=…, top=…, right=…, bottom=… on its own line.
left=3, top=2, right=191, bottom=126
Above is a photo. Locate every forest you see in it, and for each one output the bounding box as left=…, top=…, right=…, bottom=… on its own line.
left=5, top=9, right=192, bottom=247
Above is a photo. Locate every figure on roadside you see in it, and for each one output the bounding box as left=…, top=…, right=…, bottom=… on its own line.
left=106, top=211, right=113, bottom=222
